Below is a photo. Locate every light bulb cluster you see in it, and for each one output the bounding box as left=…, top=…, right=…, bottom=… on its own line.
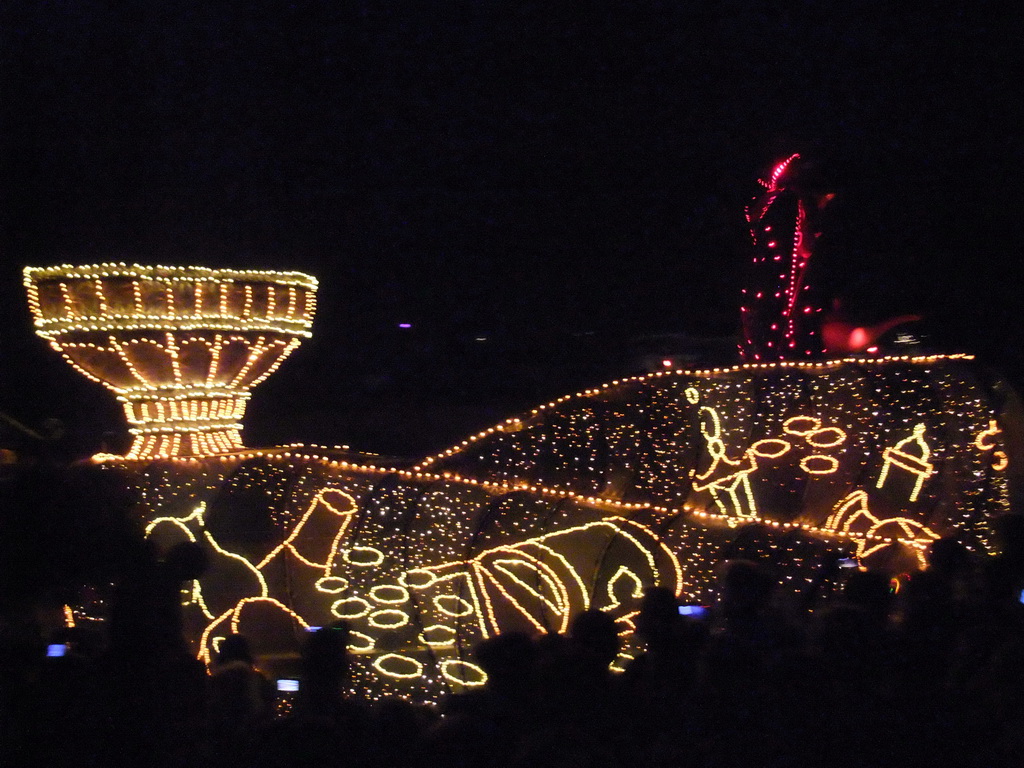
left=415, top=354, right=976, bottom=470
left=24, top=264, right=317, bottom=459
left=25, top=263, right=317, bottom=336
left=108, top=351, right=1008, bottom=706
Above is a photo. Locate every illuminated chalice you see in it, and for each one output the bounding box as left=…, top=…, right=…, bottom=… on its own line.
left=24, top=263, right=317, bottom=459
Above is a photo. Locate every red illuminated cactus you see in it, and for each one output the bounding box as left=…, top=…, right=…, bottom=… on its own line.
left=740, top=154, right=827, bottom=361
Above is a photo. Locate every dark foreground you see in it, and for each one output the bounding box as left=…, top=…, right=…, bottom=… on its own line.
left=4, top=528, right=1024, bottom=768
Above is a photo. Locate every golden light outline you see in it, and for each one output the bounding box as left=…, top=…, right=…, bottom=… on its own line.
left=24, top=263, right=317, bottom=459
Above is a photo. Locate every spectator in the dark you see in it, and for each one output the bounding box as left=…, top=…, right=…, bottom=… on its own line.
left=979, top=513, right=1024, bottom=608
left=473, top=630, right=538, bottom=715
left=210, top=633, right=274, bottom=720
left=92, top=541, right=209, bottom=768
left=372, top=696, right=434, bottom=768
left=715, top=558, right=777, bottom=638
left=567, top=609, right=619, bottom=680
left=624, top=586, right=707, bottom=695
left=697, top=559, right=791, bottom=768
left=427, top=632, right=538, bottom=768
left=809, top=600, right=898, bottom=768
left=509, top=615, right=632, bottom=768
left=256, top=623, right=370, bottom=768
left=842, top=568, right=895, bottom=631
left=204, top=634, right=275, bottom=767
left=933, top=520, right=1019, bottom=765
left=622, top=587, right=707, bottom=766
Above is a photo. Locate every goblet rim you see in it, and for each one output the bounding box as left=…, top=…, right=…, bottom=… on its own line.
left=23, top=262, right=318, bottom=290
left=24, top=262, right=317, bottom=337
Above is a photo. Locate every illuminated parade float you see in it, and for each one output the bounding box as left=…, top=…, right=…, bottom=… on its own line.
left=22, top=159, right=1020, bottom=703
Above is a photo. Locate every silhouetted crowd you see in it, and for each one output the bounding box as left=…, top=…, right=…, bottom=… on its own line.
left=5, top=515, right=1024, bottom=768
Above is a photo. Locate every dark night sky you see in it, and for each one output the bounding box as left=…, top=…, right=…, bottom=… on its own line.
left=1, top=1, right=1021, bottom=456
